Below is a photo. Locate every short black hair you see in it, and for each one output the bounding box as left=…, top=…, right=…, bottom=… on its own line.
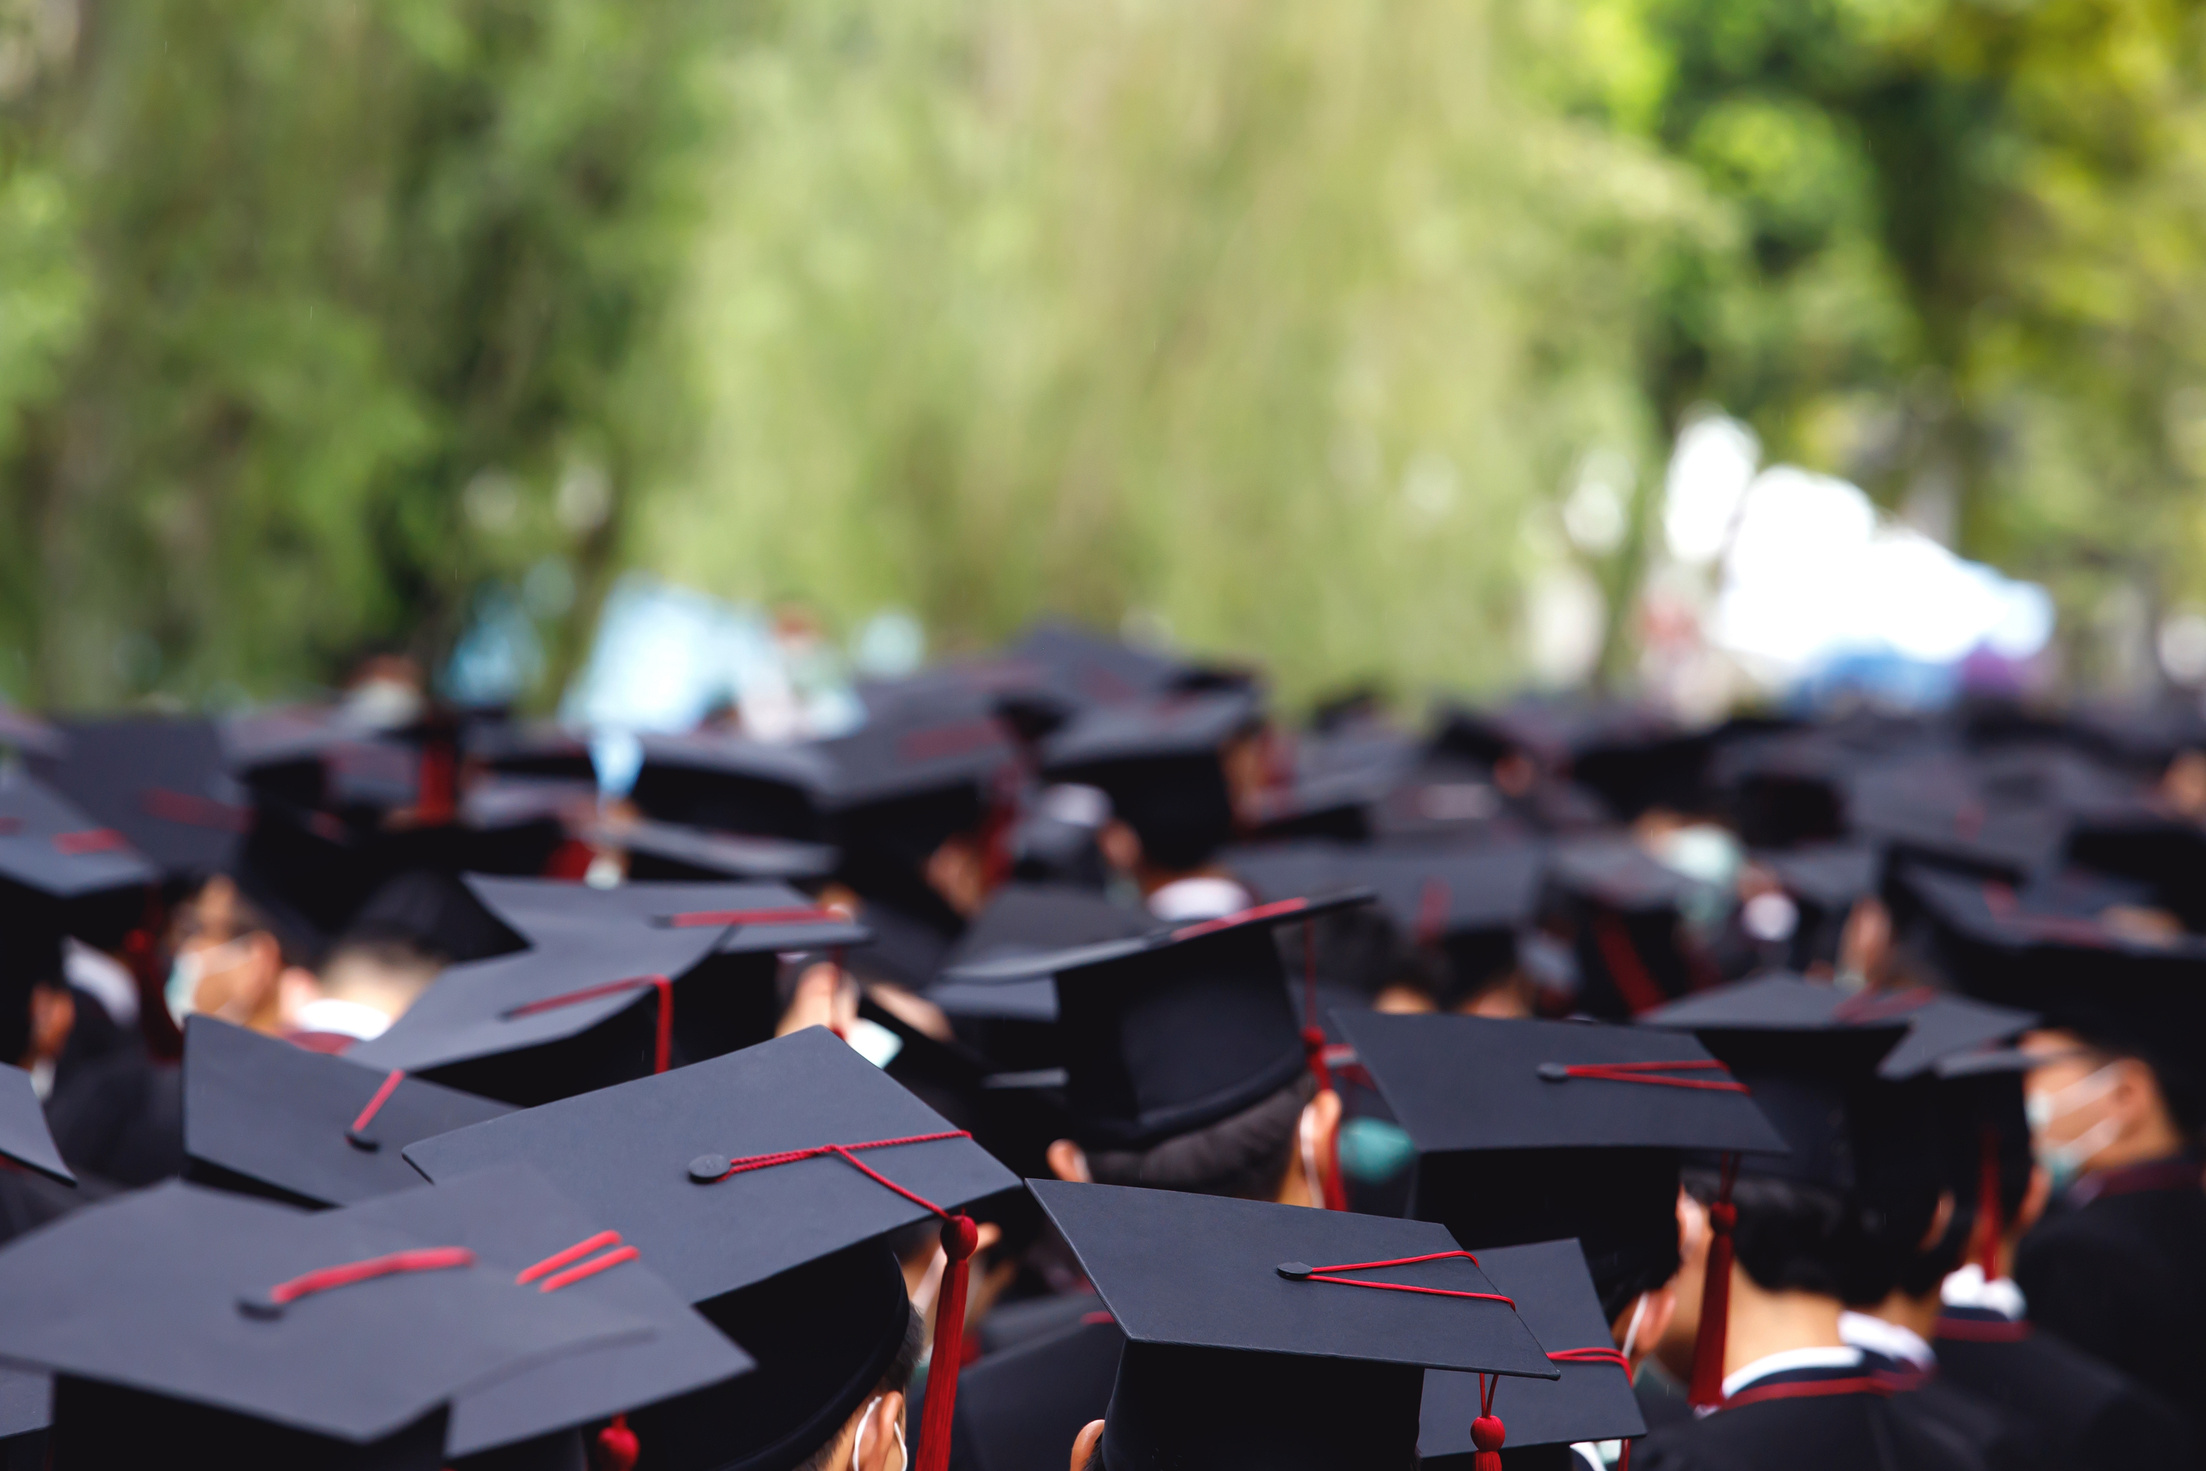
left=793, top=1304, right=925, bottom=1471
left=1083, top=1074, right=1316, bottom=1201
left=1687, top=1171, right=1852, bottom=1300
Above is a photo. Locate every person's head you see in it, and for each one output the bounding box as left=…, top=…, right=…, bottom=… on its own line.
left=1045, top=1074, right=1340, bottom=1207
left=0, top=918, right=69, bottom=1074
left=796, top=1306, right=923, bottom=1471
left=2022, top=1026, right=2191, bottom=1188
left=171, top=874, right=320, bottom=1034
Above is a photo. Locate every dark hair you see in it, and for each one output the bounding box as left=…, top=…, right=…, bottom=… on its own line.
left=1687, top=1171, right=1852, bottom=1299
left=1084, top=1074, right=1316, bottom=1200
left=794, top=1305, right=925, bottom=1471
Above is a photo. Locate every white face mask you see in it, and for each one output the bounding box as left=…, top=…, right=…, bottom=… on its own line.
left=2027, top=1063, right=2123, bottom=1193
left=851, top=1395, right=907, bottom=1471
left=166, top=935, right=257, bottom=1025
left=1620, top=1292, right=1650, bottom=1362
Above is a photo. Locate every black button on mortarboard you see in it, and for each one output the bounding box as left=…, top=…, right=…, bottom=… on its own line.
left=344, top=1129, right=381, bottom=1153
left=1275, top=1261, right=1313, bottom=1280
left=1537, top=1062, right=1570, bottom=1082
left=236, top=1294, right=284, bottom=1320
left=688, top=1155, right=731, bottom=1183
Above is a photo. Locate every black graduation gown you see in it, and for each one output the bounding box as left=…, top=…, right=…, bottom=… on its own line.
left=1856, top=1350, right=2045, bottom=1471
left=2013, top=1157, right=2206, bottom=1467
left=949, top=1316, right=1123, bottom=1471
left=1935, top=1303, right=2195, bottom=1471
left=1636, top=1358, right=1985, bottom=1471
left=42, top=1045, right=183, bottom=1188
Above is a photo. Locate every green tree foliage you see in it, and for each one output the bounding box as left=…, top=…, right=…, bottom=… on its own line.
left=0, top=0, right=714, bottom=706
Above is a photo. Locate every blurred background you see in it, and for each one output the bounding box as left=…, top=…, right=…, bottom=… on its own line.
left=2, top=0, right=2203, bottom=722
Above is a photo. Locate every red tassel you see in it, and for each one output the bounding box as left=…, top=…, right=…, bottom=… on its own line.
left=1970, top=1124, right=2003, bottom=1278
left=595, top=1414, right=639, bottom=1471
left=416, top=738, right=457, bottom=825
left=915, top=1214, right=980, bottom=1471
left=1470, top=1373, right=1506, bottom=1471
left=1619, top=1438, right=1634, bottom=1471
left=1687, top=1154, right=1739, bottom=1409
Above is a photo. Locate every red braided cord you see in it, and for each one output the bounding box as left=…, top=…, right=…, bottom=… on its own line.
left=537, top=1246, right=640, bottom=1293
left=1686, top=1153, right=1739, bottom=1409
left=695, top=1128, right=978, bottom=1471
left=1553, top=1060, right=1747, bottom=1094
left=1171, top=896, right=1308, bottom=942
left=52, top=828, right=127, bottom=855
left=517, top=1230, right=625, bottom=1285
left=1591, top=915, right=1667, bottom=1015
left=348, top=1069, right=408, bottom=1135
left=1548, top=1347, right=1631, bottom=1372
left=1969, top=1124, right=2004, bottom=1277
left=1287, top=1250, right=1516, bottom=1307
left=506, top=975, right=674, bottom=1074
left=662, top=907, right=847, bottom=929
left=264, top=1246, right=475, bottom=1307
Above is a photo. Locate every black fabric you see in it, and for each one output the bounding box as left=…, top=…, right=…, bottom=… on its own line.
left=43, top=1046, right=183, bottom=1187
left=1860, top=1358, right=2045, bottom=1471
left=951, top=1315, right=1123, bottom=1471
left=1934, top=1308, right=2194, bottom=1471
left=2013, top=1173, right=2206, bottom=1468
left=1099, top=1339, right=1421, bottom=1471
left=50, top=1380, right=448, bottom=1471
left=1636, top=1382, right=1982, bottom=1471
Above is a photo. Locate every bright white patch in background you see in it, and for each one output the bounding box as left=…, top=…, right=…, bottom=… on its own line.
left=1525, top=564, right=1607, bottom=687
left=1664, top=414, right=1761, bottom=565
left=1706, top=463, right=2052, bottom=679
left=1742, top=891, right=1800, bottom=943
left=1563, top=450, right=1633, bottom=555
left=2159, top=609, right=2206, bottom=684
left=853, top=609, right=925, bottom=678
left=590, top=729, right=645, bottom=799
left=846, top=1017, right=904, bottom=1070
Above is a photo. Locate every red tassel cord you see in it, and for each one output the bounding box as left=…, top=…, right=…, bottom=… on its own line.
left=1470, top=1372, right=1506, bottom=1471
left=1686, top=1153, right=1739, bottom=1410
left=1549, top=1347, right=1635, bottom=1469
left=1538, top=1060, right=1745, bottom=1093
left=505, top=975, right=675, bottom=1074
left=344, top=1068, right=408, bottom=1150
left=692, top=1130, right=980, bottom=1471
left=239, top=1245, right=475, bottom=1318
left=1591, top=915, right=1668, bottom=1016
left=1969, top=1125, right=2004, bottom=1278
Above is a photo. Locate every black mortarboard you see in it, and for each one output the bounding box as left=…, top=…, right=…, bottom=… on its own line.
left=405, top=1028, right=1019, bottom=1471
left=332, top=1163, right=753, bottom=1459
left=628, top=734, right=834, bottom=843
left=925, top=883, right=1153, bottom=1025
left=1639, top=972, right=2034, bottom=1080
left=575, top=813, right=837, bottom=884
left=1927, top=1049, right=2034, bottom=1271
left=819, top=706, right=1018, bottom=862
left=1039, top=690, right=1265, bottom=871
left=350, top=879, right=868, bottom=1104
left=0, top=1366, right=47, bottom=1465
left=1031, top=1179, right=1555, bottom=1471
left=31, top=717, right=250, bottom=882
left=1336, top=1011, right=1780, bottom=1315
left=182, top=1016, right=514, bottom=1207
left=0, top=1061, right=73, bottom=1185
left=0, top=767, right=157, bottom=903
left=1435, top=697, right=1710, bottom=821
left=0, top=1181, right=651, bottom=1470
left=951, top=1313, right=1124, bottom=1471
left=1844, top=760, right=2069, bottom=884
left=463, top=720, right=597, bottom=783
left=944, top=893, right=1372, bottom=1148
left=1340, top=844, right=1548, bottom=1008
left=1754, top=841, right=1877, bottom=968
left=1419, top=1240, right=1644, bottom=1465
left=403, top=1027, right=1017, bottom=1305
left=1544, top=836, right=1712, bottom=1017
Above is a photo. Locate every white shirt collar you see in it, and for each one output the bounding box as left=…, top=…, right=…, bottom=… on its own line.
left=63, top=938, right=139, bottom=1027
left=1145, top=876, right=1252, bottom=923
left=290, top=997, right=393, bottom=1042
left=1939, top=1264, right=2027, bottom=1321
left=1721, top=1345, right=1863, bottom=1400
left=1838, top=1311, right=1935, bottom=1370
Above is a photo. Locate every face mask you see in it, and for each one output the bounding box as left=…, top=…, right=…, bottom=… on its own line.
left=2027, top=1063, right=2123, bottom=1193
left=1620, top=1292, right=1650, bottom=1362
left=166, top=935, right=255, bottom=1026
left=851, top=1395, right=907, bottom=1471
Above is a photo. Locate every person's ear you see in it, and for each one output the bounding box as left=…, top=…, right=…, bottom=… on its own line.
left=1046, top=1139, right=1091, bottom=1183
left=1097, top=820, right=1143, bottom=877
left=855, top=1390, right=906, bottom=1471
left=1918, top=1191, right=1955, bottom=1251
left=777, top=962, right=856, bottom=1039
left=2015, top=1164, right=2053, bottom=1238
left=24, top=984, right=74, bottom=1067
left=1304, top=1087, right=1343, bottom=1150
left=1070, top=1419, right=1106, bottom=1471
left=924, top=835, right=990, bottom=919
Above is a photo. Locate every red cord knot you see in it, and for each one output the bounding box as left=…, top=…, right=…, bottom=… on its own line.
left=596, top=1413, right=640, bottom=1471
left=1470, top=1416, right=1506, bottom=1452
left=942, top=1214, right=981, bottom=1262
left=239, top=1245, right=475, bottom=1318
left=1536, top=1059, right=1747, bottom=1093
left=1709, top=1200, right=1737, bottom=1232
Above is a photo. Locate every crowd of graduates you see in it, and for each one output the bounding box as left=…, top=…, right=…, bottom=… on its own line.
left=0, top=620, right=2202, bottom=1470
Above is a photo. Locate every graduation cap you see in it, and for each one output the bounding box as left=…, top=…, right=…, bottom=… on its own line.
left=0, top=1181, right=653, bottom=1470
left=349, top=879, right=869, bottom=1104
left=1039, top=690, right=1265, bottom=871
left=573, top=812, right=837, bottom=884
left=924, top=883, right=1154, bottom=1027
left=181, top=1016, right=514, bottom=1207
left=1545, top=836, right=1713, bottom=1017
left=628, top=733, right=835, bottom=843
left=1031, top=1179, right=1555, bottom=1471
left=949, top=1313, right=1125, bottom=1471
left=1844, top=760, right=2069, bottom=884
left=1337, top=844, right=1549, bottom=1009
left=462, top=720, right=598, bottom=783
left=943, top=893, right=1374, bottom=1152
left=1927, top=1049, right=2034, bottom=1281
left=0, top=767, right=157, bottom=905
left=1419, top=1240, right=1645, bottom=1467
left=1639, top=972, right=2035, bottom=1080
left=1335, top=1011, right=1781, bottom=1326
left=405, top=1028, right=1020, bottom=1471
left=1754, top=841, right=1878, bottom=969
left=0, top=1366, right=48, bottom=1465
left=30, top=717, right=250, bottom=883
left=0, top=1061, right=73, bottom=1185
left=332, top=1163, right=754, bottom=1460
left=1434, top=698, right=1710, bottom=821
left=819, top=705, right=1018, bottom=857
